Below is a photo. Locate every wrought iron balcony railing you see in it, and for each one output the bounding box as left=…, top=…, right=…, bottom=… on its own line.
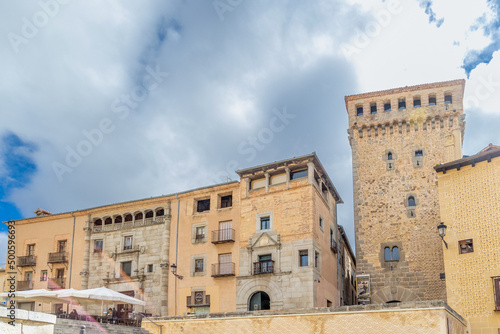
left=253, top=260, right=274, bottom=275
left=211, top=262, right=235, bottom=277
left=17, top=255, right=36, bottom=267
left=211, top=228, right=235, bottom=244
left=47, top=251, right=68, bottom=263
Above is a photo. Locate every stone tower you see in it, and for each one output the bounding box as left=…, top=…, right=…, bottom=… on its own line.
left=345, top=79, right=465, bottom=303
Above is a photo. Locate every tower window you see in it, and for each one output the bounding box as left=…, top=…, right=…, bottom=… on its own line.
left=384, top=247, right=391, bottom=261
left=398, top=98, right=406, bottom=110
left=387, top=152, right=393, bottom=160
left=384, top=246, right=399, bottom=261
left=370, top=103, right=377, bottom=114
left=392, top=247, right=399, bottom=260
left=413, top=97, right=421, bottom=108
left=408, top=196, right=415, bottom=207
left=356, top=106, right=363, bottom=116
left=384, top=102, right=391, bottom=112
left=429, top=95, right=436, bottom=106
left=415, top=150, right=423, bottom=157
left=445, top=94, right=452, bottom=104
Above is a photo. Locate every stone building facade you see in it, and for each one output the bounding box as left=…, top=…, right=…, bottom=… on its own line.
left=435, top=144, right=500, bottom=333
left=338, top=225, right=356, bottom=306
left=235, top=154, right=343, bottom=310
left=345, top=79, right=465, bottom=303
left=83, top=197, right=172, bottom=316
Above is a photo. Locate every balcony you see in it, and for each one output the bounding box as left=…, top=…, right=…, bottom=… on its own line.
left=211, top=262, right=235, bottom=277
left=331, top=240, right=338, bottom=253
left=211, top=229, right=235, bottom=244
left=47, top=251, right=68, bottom=263
left=17, top=255, right=36, bottom=267
left=253, top=260, right=274, bottom=275
left=47, top=277, right=65, bottom=290
left=17, top=280, right=33, bottom=291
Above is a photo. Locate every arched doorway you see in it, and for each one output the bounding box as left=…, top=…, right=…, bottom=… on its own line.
left=249, top=291, right=270, bottom=311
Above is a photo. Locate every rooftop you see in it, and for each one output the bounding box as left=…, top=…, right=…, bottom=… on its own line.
left=434, top=144, right=500, bottom=173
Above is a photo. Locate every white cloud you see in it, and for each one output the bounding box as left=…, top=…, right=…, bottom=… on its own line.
left=0, top=232, right=7, bottom=267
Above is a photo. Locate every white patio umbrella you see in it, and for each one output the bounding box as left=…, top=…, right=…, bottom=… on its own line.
left=57, top=287, right=145, bottom=315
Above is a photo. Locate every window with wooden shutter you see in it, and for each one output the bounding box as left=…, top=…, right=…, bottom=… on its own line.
left=493, top=277, right=500, bottom=311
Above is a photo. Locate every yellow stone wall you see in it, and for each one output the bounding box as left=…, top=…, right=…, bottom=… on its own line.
left=142, top=303, right=467, bottom=334
left=436, top=155, right=500, bottom=333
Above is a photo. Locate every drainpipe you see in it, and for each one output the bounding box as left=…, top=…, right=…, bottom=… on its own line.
left=174, top=194, right=180, bottom=315
left=69, top=212, right=76, bottom=288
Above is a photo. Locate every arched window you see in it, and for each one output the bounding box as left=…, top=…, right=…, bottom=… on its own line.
left=94, top=219, right=102, bottom=226
left=408, top=196, right=415, bottom=207
left=104, top=217, right=112, bottom=225
left=156, top=209, right=164, bottom=217
left=384, top=247, right=391, bottom=261
left=124, top=214, right=133, bottom=222
left=135, top=212, right=143, bottom=220
left=388, top=152, right=393, bottom=160
left=114, top=216, right=122, bottom=224
left=249, top=291, right=270, bottom=311
left=392, top=247, right=399, bottom=260
left=145, top=211, right=154, bottom=218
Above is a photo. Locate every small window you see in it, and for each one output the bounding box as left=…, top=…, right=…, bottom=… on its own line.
left=459, top=239, right=473, bottom=254
left=121, top=261, right=132, bottom=277
left=28, top=244, right=35, bottom=256
left=124, top=236, right=133, bottom=250
left=429, top=95, right=436, bottom=106
left=195, top=259, right=204, bottom=272
left=413, top=97, right=421, bottom=108
left=370, top=103, right=377, bottom=114
left=260, top=216, right=270, bottom=230
left=408, top=196, right=416, bottom=207
left=299, top=250, right=308, bottom=267
left=319, top=216, right=324, bottom=231
left=94, top=240, right=103, bottom=253
left=415, top=150, right=423, bottom=157
left=445, top=94, right=452, bottom=104
left=384, top=247, right=391, bottom=261
left=387, top=152, right=393, bottom=160
left=398, top=98, right=406, bottom=110
left=220, top=195, right=232, bottom=208
left=197, top=199, right=210, bottom=212
left=58, top=240, right=67, bottom=253
left=314, top=251, right=319, bottom=268
left=384, top=102, right=391, bottom=112
left=290, top=169, right=307, bottom=180
left=40, top=270, right=48, bottom=281
left=392, top=247, right=399, bottom=260
left=356, top=106, right=363, bottom=116
left=147, top=264, right=154, bottom=273
left=195, top=226, right=206, bottom=242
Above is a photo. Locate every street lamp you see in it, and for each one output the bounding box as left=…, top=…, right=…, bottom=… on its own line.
left=170, top=263, right=183, bottom=280
left=437, top=222, right=448, bottom=249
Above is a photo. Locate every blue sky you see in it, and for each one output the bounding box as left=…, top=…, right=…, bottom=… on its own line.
left=1, top=0, right=500, bottom=267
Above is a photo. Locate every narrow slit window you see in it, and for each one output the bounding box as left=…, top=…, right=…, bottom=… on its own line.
left=408, top=196, right=416, bottom=207
left=388, top=152, right=393, bottom=160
